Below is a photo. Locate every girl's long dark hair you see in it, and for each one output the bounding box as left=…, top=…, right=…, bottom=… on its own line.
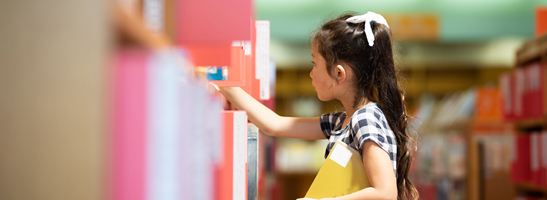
left=313, top=13, right=418, bottom=200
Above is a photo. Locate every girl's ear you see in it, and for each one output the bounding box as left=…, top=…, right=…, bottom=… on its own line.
left=335, top=64, right=347, bottom=85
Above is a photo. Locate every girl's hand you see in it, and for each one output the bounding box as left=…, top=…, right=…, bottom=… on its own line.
left=208, top=82, right=220, bottom=93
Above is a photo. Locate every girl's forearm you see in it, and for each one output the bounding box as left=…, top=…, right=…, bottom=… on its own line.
left=219, top=87, right=325, bottom=140
left=328, top=187, right=397, bottom=200
left=219, top=87, right=282, bottom=136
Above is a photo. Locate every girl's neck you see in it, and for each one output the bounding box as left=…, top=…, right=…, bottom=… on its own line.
left=340, top=97, right=371, bottom=126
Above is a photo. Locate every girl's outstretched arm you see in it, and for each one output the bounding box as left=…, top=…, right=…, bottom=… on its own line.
left=219, top=87, right=325, bottom=140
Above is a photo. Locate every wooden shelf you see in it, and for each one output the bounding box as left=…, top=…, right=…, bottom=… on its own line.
left=483, top=172, right=515, bottom=200
left=517, top=33, right=547, bottom=66
left=515, top=183, right=547, bottom=194
left=470, top=118, right=509, bottom=134
left=112, top=3, right=171, bottom=49
left=512, top=117, right=547, bottom=132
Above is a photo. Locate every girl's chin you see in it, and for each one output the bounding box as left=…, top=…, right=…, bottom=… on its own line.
left=316, top=95, right=329, bottom=102
left=314, top=91, right=331, bottom=101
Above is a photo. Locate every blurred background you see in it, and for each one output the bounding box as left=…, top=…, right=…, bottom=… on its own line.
left=1, top=0, right=547, bottom=200
left=262, top=1, right=541, bottom=200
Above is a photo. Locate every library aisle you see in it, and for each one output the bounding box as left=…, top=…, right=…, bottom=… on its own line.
left=1, top=1, right=547, bottom=200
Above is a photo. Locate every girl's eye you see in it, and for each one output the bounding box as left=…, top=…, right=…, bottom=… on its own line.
left=311, top=61, right=316, bottom=66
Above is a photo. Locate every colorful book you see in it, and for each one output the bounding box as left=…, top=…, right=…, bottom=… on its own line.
left=111, top=49, right=148, bottom=200
left=301, top=141, right=370, bottom=199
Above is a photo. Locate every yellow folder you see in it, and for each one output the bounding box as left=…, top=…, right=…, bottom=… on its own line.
left=301, top=141, right=370, bottom=199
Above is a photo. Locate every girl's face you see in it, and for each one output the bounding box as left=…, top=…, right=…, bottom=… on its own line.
left=310, top=44, right=336, bottom=101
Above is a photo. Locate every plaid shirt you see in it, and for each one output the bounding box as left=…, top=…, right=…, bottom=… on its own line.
left=320, top=103, right=398, bottom=175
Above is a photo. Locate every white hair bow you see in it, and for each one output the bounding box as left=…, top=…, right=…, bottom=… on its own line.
left=346, top=12, right=389, bottom=47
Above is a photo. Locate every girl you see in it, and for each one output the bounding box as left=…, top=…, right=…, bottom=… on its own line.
left=218, top=11, right=418, bottom=200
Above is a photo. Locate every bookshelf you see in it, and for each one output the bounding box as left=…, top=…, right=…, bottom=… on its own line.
left=112, top=2, right=280, bottom=200
left=499, top=32, right=547, bottom=200
left=516, top=33, right=547, bottom=67
left=515, top=182, right=547, bottom=195
left=406, top=85, right=515, bottom=200
left=514, top=117, right=547, bottom=132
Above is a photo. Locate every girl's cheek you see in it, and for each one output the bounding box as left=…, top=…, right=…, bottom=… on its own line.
left=321, top=79, right=330, bottom=88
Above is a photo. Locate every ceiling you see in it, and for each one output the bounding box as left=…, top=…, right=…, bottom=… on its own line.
left=256, top=0, right=546, bottom=43
left=255, top=0, right=547, bottom=68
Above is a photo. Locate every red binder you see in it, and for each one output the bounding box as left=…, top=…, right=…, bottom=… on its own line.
left=523, top=65, right=532, bottom=119
left=522, top=62, right=546, bottom=119
left=533, top=62, right=547, bottom=117
left=510, top=134, right=531, bottom=183
left=523, top=63, right=543, bottom=119
left=531, top=132, right=541, bottom=186
left=514, top=68, right=526, bottom=120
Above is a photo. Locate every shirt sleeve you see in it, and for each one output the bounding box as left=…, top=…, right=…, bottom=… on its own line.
left=319, top=112, right=345, bottom=139
left=350, top=107, right=393, bottom=155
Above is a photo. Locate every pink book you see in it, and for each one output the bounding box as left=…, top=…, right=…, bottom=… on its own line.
left=111, top=49, right=148, bottom=200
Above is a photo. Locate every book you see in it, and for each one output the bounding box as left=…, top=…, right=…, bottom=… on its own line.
left=510, top=134, right=531, bottom=183
left=209, top=45, right=246, bottom=87
left=148, top=50, right=184, bottom=200
left=247, top=124, right=259, bottom=200
left=541, top=131, right=547, bottom=187
left=301, top=141, right=370, bottom=199
left=216, top=111, right=248, bottom=200
left=111, top=49, right=148, bottom=200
